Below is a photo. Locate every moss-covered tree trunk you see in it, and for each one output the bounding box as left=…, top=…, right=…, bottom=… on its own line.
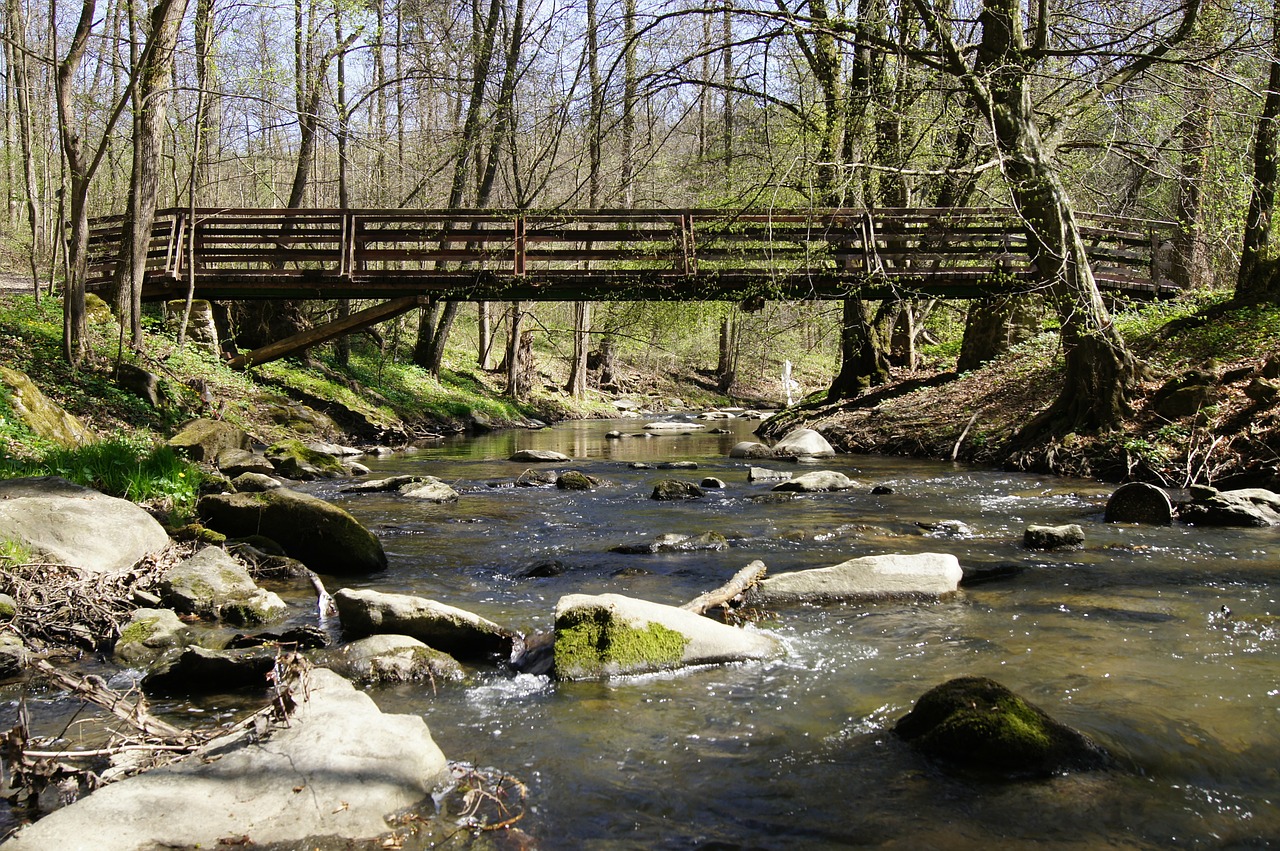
left=1237, top=0, right=1280, bottom=302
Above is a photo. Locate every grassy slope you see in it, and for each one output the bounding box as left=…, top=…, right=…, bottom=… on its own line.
left=764, top=295, right=1280, bottom=486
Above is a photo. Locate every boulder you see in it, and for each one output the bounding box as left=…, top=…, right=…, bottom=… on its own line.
left=771, top=471, right=857, bottom=492
left=552, top=593, right=782, bottom=680
left=1179, top=487, right=1280, bottom=527
left=167, top=418, right=250, bottom=463
left=556, top=471, right=602, bottom=490
left=231, top=472, right=282, bottom=492
left=1246, top=376, right=1280, bottom=406
left=267, top=401, right=338, bottom=434
left=1023, top=524, right=1086, bottom=550
left=3, top=669, right=449, bottom=850
left=650, top=479, right=704, bottom=501
left=306, top=440, right=363, bottom=457
left=658, top=461, right=699, bottom=470
left=160, top=546, right=287, bottom=626
left=771, top=427, right=835, bottom=458
left=326, top=634, right=466, bottom=685
left=216, top=447, right=275, bottom=477
left=266, top=439, right=345, bottom=480
left=510, top=449, right=570, bottom=462
left=894, top=676, right=1110, bottom=776
left=84, top=293, right=116, bottom=325
left=400, top=479, right=461, bottom=503
left=611, top=532, right=728, bottom=554
left=729, top=441, right=775, bottom=459
left=700, top=477, right=727, bottom=489
left=748, top=467, right=791, bottom=483
left=142, top=645, right=278, bottom=694
left=752, top=553, right=963, bottom=603
left=0, top=634, right=28, bottom=680
left=115, top=363, right=163, bottom=407
left=0, top=366, right=95, bottom=448
left=198, top=489, right=387, bottom=575
left=114, top=608, right=193, bottom=666
left=333, top=588, right=516, bottom=661
left=0, top=477, right=170, bottom=575
left=1104, top=482, right=1174, bottom=525
left=918, top=520, right=974, bottom=538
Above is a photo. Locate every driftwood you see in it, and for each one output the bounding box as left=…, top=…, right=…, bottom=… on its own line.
left=681, top=560, right=768, bottom=616
left=31, top=659, right=192, bottom=742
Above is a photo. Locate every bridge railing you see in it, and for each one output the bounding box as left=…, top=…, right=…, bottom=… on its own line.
left=84, top=207, right=1178, bottom=299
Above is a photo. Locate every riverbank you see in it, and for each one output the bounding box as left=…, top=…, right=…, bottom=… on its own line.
left=764, top=297, right=1280, bottom=489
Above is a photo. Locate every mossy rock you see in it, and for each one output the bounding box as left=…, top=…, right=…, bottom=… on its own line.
left=556, top=471, right=601, bottom=491
left=115, top=608, right=192, bottom=666
left=0, top=366, right=96, bottom=448
left=326, top=634, right=466, bottom=685
left=553, top=605, right=688, bottom=680
left=168, top=418, right=251, bottom=463
left=160, top=546, right=286, bottom=626
left=894, top=676, right=1110, bottom=776
left=650, top=479, right=704, bottom=501
left=198, top=489, right=387, bottom=575
left=266, top=439, right=345, bottom=480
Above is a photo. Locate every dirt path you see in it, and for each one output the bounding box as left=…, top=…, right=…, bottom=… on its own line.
left=0, top=273, right=48, bottom=295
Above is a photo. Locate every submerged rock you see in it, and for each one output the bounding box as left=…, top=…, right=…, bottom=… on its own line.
left=3, top=669, right=449, bottom=850
left=771, top=428, right=836, bottom=458
left=611, top=532, right=728, bottom=554
left=400, top=479, right=461, bottom=503
left=326, top=634, right=466, bottom=685
left=771, top=471, right=857, bottom=493
left=510, top=449, right=570, bottom=462
left=1105, top=482, right=1173, bottom=525
left=1023, top=524, right=1085, bottom=550
left=198, top=488, right=387, bottom=575
left=752, top=552, right=963, bottom=602
left=0, top=477, right=170, bottom=575
left=552, top=593, right=782, bottom=680
left=894, top=676, right=1110, bottom=776
left=333, top=588, right=516, bottom=661
left=651, top=479, right=705, bottom=500
left=557, top=470, right=603, bottom=490
left=142, top=645, right=278, bottom=694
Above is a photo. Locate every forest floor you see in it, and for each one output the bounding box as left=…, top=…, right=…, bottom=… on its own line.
left=766, top=299, right=1280, bottom=489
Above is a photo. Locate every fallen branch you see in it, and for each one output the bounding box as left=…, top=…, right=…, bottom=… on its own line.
left=31, top=659, right=192, bottom=742
left=682, top=560, right=768, bottom=616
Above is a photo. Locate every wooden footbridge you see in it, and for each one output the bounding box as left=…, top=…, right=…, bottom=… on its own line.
left=88, top=206, right=1177, bottom=302
left=84, top=206, right=1178, bottom=365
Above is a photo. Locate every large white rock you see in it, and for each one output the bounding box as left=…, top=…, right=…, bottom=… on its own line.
left=553, top=592, right=783, bottom=680
left=0, top=477, right=169, bottom=575
left=642, top=421, right=706, bottom=432
left=771, top=471, right=857, bottom=492
left=771, top=428, right=836, bottom=458
left=752, top=552, right=963, bottom=602
left=2, top=669, right=449, bottom=850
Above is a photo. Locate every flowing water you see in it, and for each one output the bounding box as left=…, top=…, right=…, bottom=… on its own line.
left=9, top=417, right=1280, bottom=848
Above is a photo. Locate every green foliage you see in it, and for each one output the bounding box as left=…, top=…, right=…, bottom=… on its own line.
left=0, top=539, right=33, bottom=569
left=0, top=436, right=204, bottom=518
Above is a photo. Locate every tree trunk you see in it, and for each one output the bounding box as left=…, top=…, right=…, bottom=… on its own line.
left=715, top=309, right=738, bottom=393
left=505, top=301, right=526, bottom=399
left=116, top=0, right=189, bottom=351
left=6, top=0, right=44, bottom=295
left=568, top=301, right=591, bottom=398
left=1237, top=0, right=1280, bottom=302
left=478, top=302, right=495, bottom=369
left=827, top=296, right=890, bottom=401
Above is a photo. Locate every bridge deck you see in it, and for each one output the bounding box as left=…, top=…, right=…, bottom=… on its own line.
left=85, top=207, right=1179, bottom=302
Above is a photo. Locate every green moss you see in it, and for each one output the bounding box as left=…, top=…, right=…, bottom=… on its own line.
left=553, top=607, right=689, bottom=679
left=118, top=618, right=159, bottom=646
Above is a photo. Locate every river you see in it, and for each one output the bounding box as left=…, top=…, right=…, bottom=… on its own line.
left=302, top=416, right=1279, bottom=849
left=7, top=415, right=1280, bottom=848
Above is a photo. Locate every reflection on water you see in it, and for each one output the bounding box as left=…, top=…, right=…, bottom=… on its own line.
left=8, top=416, right=1280, bottom=847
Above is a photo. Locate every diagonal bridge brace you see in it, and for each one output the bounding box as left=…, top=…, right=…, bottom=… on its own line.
left=227, top=295, right=431, bottom=369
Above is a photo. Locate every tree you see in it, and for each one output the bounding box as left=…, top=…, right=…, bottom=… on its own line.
left=1237, top=0, right=1280, bottom=302
left=914, top=0, right=1198, bottom=434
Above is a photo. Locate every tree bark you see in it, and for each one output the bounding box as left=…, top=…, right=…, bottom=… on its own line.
left=1237, top=0, right=1280, bottom=302
left=115, top=0, right=189, bottom=351
left=6, top=0, right=44, bottom=295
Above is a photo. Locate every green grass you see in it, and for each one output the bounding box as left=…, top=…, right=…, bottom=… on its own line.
left=0, top=435, right=204, bottom=519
